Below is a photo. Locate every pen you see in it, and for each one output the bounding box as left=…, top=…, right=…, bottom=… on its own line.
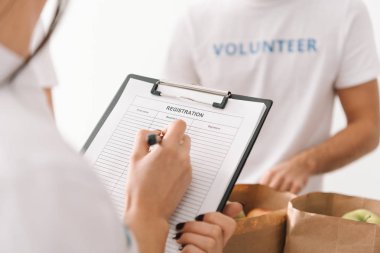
left=147, top=130, right=165, bottom=146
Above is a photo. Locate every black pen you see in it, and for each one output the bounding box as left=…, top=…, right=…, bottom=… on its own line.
left=147, top=131, right=165, bottom=146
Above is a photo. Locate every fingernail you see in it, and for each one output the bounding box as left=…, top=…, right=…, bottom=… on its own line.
left=176, top=222, right=186, bottom=231
left=195, top=214, right=205, bottom=221
left=172, top=232, right=183, bottom=240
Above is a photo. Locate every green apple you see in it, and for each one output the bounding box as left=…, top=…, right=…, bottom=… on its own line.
left=342, top=209, right=380, bottom=225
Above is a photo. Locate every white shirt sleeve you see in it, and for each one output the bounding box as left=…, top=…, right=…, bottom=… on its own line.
left=162, top=12, right=201, bottom=85
left=335, top=0, right=380, bottom=89
left=28, top=46, right=58, bottom=88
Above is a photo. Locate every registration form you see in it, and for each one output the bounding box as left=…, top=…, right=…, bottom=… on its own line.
left=83, top=75, right=271, bottom=253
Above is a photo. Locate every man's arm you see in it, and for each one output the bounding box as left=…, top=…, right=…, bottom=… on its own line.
left=260, top=79, right=380, bottom=193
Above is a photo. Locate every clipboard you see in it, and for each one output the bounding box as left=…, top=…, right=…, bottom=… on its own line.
left=82, top=74, right=272, bottom=252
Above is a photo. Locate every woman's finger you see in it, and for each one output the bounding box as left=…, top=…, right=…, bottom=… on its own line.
left=181, top=244, right=206, bottom=253
left=201, top=212, right=236, bottom=245
left=130, top=129, right=156, bottom=161
left=162, top=120, right=187, bottom=146
left=223, top=202, right=243, bottom=218
left=177, top=232, right=218, bottom=253
left=178, top=221, right=223, bottom=241
left=179, top=134, right=191, bottom=154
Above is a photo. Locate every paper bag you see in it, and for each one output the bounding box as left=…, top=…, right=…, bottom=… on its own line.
left=284, top=192, right=380, bottom=253
left=224, top=184, right=295, bottom=253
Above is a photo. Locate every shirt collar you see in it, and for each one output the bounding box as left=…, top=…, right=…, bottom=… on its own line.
left=0, top=44, right=22, bottom=84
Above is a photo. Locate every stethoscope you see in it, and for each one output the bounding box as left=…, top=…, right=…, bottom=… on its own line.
left=0, top=0, right=68, bottom=86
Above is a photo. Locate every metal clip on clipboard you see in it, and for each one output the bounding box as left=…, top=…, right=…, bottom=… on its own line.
left=151, top=80, right=231, bottom=109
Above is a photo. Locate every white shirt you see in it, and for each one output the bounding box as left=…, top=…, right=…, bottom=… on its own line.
left=29, top=21, right=58, bottom=88
left=163, top=0, right=380, bottom=192
left=0, top=49, right=136, bottom=252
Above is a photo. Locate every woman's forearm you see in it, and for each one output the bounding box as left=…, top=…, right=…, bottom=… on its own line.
left=125, top=209, right=169, bottom=253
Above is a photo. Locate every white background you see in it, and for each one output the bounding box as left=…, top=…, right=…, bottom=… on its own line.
left=46, top=0, right=380, bottom=199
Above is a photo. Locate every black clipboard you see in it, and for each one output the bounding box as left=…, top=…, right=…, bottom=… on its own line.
left=82, top=74, right=272, bottom=212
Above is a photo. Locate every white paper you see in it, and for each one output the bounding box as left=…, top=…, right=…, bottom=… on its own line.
left=84, top=77, right=267, bottom=253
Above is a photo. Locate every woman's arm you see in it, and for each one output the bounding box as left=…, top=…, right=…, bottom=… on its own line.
left=124, top=120, right=192, bottom=253
left=124, top=120, right=240, bottom=253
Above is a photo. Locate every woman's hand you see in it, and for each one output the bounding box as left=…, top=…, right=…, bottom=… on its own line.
left=124, top=120, right=192, bottom=253
left=125, top=119, right=192, bottom=221
left=175, top=202, right=242, bottom=253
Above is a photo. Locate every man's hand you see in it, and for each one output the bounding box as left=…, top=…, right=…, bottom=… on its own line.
left=261, top=79, right=379, bottom=194
left=260, top=156, right=314, bottom=194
